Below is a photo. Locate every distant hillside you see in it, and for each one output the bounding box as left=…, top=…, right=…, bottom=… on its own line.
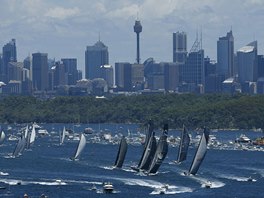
left=0, top=94, right=264, bottom=130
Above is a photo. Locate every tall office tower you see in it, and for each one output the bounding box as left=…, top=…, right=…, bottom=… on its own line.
left=8, top=62, right=24, bottom=81
left=164, top=62, right=179, bottom=91
left=100, top=65, right=114, bottom=88
left=134, top=20, right=142, bottom=64
left=173, top=32, right=187, bottom=64
left=115, top=62, right=132, bottom=91
left=61, top=58, right=78, bottom=85
left=0, top=54, right=2, bottom=81
left=85, top=40, right=109, bottom=80
left=32, top=52, right=48, bottom=91
left=131, top=63, right=144, bottom=90
left=1, top=39, right=17, bottom=83
left=181, top=37, right=205, bottom=90
left=54, top=61, right=66, bottom=87
left=237, top=41, right=258, bottom=83
left=257, top=55, right=264, bottom=78
left=24, top=56, right=32, bottom=81
left=217, top=30, right=234, bottom=79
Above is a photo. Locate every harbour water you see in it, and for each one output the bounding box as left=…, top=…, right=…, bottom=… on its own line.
left=0, top=123, right=263, bottom=197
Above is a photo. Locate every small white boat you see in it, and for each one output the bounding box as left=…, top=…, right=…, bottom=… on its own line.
left=103, top=182, right=114, bottom=193
left=156, top=184, right=169, bottom=194
left=235, top=134, right=251, bottom=143
left=204, top=181, right=212, bottom=188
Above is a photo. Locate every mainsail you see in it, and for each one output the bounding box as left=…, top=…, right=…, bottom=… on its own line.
left=0, top=130, right=6, bottom=145
left=138, top=134, right=157, bottom=171
left=72, top=133, right=86, bottom=160
left=60, top=127, right=66, bottom=145
left=147, top=124, right=169, bottom=174
left=29, top=125, right=36, bottom=145
left=114, top=136, right=128, bottom=168
left=176, top=125, right=190, bottom=163
left=132, top=120, right=156, bottom=171
left=188, top=128, right=210, bottom=175
left=12, top=134, right=26, bottom=157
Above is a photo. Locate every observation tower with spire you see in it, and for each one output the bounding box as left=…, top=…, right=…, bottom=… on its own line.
left=134, top=19, right=142, bottom=64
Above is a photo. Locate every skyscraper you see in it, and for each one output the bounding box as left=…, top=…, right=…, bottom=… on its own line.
left=217, top=30, right=234, bottom=79
left=85, top=40, right=109, bottom=80
left=1, top=39, right=17, bottom=83
left=173, top=32, right=187, bottom=64
left=32, top=52, right=48, bottom=91
left=181, top=37, right=205, bottom=88
left=61, top=58, right=78, bottom=85
left=237, top=41, right=258, bottom=83
left=115, top=62, right=132, bottom=91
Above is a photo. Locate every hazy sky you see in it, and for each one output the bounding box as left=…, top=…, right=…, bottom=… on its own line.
left=0, top=0, right=263, bottom=72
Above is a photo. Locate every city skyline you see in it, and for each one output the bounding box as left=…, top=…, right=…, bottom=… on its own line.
left=0, top=0, right=263, bottom=73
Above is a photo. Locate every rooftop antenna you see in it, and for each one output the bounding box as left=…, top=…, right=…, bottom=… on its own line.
left=98, top=32, right=101, bottom=42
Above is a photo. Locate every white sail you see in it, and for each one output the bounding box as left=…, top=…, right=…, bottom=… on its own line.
left=29, top=125, right=36, bottom=144
left=24, top=125, right=29, bottom=138
left=0, top=130, right=6, bottom=145
left=60, top=127, right=66, bottom=145
left=72, top=133, right=86, bottom=160
left=188, top=128, right=210, bottom=175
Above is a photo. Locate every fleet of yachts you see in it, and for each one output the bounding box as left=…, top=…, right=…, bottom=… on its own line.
left=1, top=122, right=263, bottom=194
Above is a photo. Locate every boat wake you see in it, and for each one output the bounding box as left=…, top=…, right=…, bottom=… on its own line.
left=189, top=176, right=225, bottom=189
left=115, top=177, right=193, bottom=194
left=217, top=173, right=257, bottom=182
left=0, top=172, right=9, bottom=176
left=237, top=167, right=264, bottom=177
left=0, top=178, right=67, bottom=186
left=100, top=166, right=114, bottom=170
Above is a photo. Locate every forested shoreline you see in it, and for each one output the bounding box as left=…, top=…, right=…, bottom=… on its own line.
left=0, top=94, right=264, bottom=130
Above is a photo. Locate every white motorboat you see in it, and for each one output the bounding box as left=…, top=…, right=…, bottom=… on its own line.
left=103, top=182, right=114, bottom=193
left=235, top=134, right=251, bottom=143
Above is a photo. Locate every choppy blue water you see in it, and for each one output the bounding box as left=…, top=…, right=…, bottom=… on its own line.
left=0, top=123, right=263, bottom=198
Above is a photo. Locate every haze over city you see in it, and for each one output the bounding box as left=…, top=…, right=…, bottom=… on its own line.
left=0, top=0, right=263, bottom=72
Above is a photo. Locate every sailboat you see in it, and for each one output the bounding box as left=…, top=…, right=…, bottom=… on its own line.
left=12, top=134, right=26, bottom=157
left=71, top=133, right=86, bottom=160
left=0, top=130, right=6, bottom=145
left=131, top=120, right=156, bottom=171
left=147, top=124, right=169, bottom=174
left=186, top=127, right=210, bottom=175
left=60, top=127, right=66, bottom=145
left=26, top=125, right=36, bottom=149
left=176, top=124, right=190, bottom=163
left=114, top=136, right=128, bottom=168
